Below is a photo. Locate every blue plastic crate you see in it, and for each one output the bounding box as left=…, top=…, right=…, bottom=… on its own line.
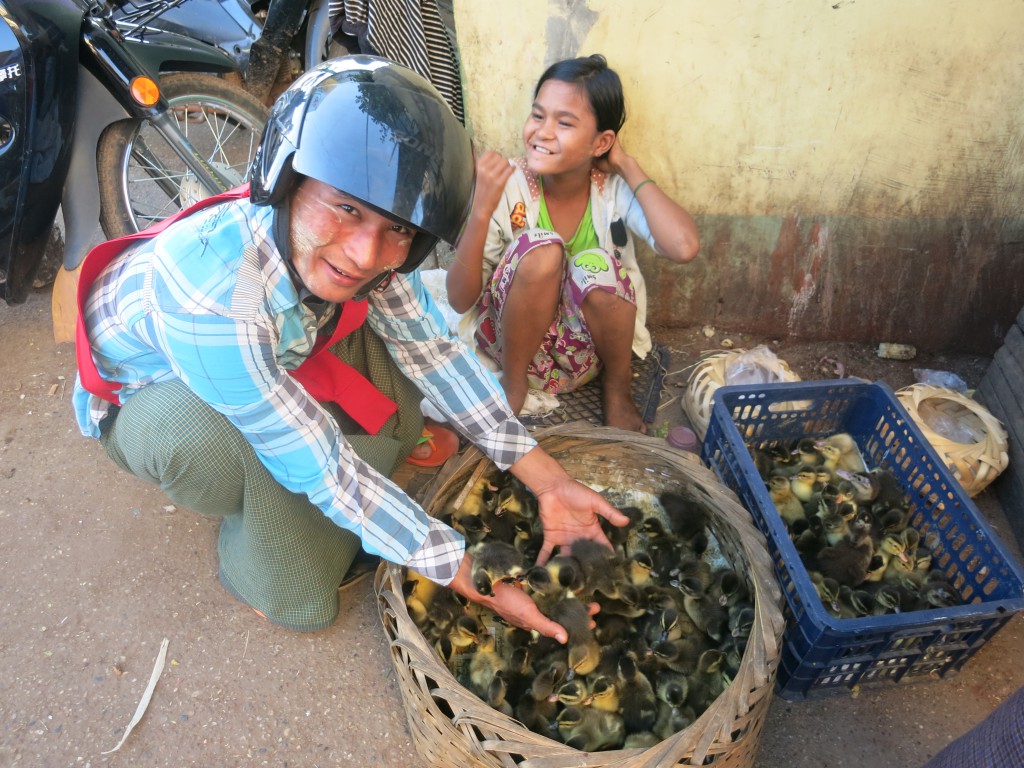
left=701, top=378, right=1024, bottom=701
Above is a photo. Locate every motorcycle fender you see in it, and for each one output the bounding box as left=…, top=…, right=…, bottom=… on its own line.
left=60, top=67, right=130, bottom=271
left=123, top=33, right=241, bottom=77
left=303, top=0, right=335, bottom=69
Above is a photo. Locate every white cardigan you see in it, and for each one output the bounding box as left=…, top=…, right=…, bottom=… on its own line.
left=457, top=157, right=659, bottom=359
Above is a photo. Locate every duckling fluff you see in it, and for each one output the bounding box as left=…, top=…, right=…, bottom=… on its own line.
left=761, top=433, right=958, bottom=618
left=403, top=473, right=753, bottom=751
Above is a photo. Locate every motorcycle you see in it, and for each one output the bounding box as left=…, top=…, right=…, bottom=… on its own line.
left=111, top=0, right=264, bottom=74
left=0, top=0, right=268, bottom=309
left=111, top=0, right=337, bottom=103
left=108, top=0, right=459, bottom=117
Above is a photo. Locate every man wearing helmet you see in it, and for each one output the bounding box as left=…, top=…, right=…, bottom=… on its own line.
left=72, top=57, right=627, bottom=637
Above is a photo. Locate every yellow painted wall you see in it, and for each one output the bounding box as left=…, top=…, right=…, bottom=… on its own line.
left=451, top=0, right=1024, bottom=351
left=455, top=0, right=1024, bottom=218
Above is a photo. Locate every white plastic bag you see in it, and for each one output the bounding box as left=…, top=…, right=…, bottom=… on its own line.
left=724, top=345, right=789, bottom=386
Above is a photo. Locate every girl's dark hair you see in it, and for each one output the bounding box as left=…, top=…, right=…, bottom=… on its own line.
left=534, top=53, right=626, bottom=133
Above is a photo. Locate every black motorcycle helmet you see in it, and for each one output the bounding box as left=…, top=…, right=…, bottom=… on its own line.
left=250, top=55, right=474, bottom=295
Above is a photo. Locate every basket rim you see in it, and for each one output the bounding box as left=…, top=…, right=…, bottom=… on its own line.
left=377, top=422, right=788, bottom=768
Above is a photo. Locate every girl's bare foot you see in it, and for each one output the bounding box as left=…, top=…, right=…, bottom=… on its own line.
left=603, top=387, right=647, bottom=433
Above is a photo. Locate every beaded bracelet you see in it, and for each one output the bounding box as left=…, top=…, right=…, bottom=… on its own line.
left=632, top=178, right=656, bottom=196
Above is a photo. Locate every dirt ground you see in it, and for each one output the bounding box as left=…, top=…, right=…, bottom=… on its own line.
left=1, top=286, right=1022, bottom=768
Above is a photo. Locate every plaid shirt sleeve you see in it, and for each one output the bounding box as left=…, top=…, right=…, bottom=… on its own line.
left=367, top=270, right=538, bottom=469
left=73, top=202, right=491, bottom=585
left=148, top=310, right=470, bottom=583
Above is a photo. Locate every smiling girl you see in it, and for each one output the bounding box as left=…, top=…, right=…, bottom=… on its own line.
left=447, top=54, right=699, bottom=432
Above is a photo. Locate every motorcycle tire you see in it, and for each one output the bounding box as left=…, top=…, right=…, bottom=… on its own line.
left=97, top=73, right=269, bottom=239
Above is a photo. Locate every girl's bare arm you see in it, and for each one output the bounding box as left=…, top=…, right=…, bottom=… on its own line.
left=447, top=151, right=515, bottom=312
left=596, top=139, right=700, bottom=264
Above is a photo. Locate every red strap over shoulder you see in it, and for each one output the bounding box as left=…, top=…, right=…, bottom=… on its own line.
left=290, top=300, right=398, bottom=434
left=76, top=185, right=253, bottom=407
left=75, top=184, right=397, bottom=435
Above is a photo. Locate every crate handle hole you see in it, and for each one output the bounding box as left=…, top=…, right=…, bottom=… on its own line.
left=766, top=399, right=815, bottom=414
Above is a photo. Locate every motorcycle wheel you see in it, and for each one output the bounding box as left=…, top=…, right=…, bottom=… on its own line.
left=97, top=73, right=269, bottom=238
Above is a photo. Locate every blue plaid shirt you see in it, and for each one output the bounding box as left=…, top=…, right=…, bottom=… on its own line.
left=73, top=198, right=536, bottom=584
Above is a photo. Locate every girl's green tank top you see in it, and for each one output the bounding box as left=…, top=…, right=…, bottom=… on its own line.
left=537, top=186, right=599, bottom=257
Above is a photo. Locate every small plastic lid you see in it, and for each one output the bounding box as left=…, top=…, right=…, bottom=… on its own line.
left=667, top=426, right=698, bottom=452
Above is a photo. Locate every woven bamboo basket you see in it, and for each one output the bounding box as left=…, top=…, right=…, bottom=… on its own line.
left=375, top=422, right=786, bottom=768
left=895, top=383, right=1009, bottom=497
left=683, top=349, right=801, bottom=441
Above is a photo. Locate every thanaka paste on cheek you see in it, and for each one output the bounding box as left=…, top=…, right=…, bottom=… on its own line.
left=289, top=217, right=320, bottom=258
left=289, top=196, right=333, bottom=256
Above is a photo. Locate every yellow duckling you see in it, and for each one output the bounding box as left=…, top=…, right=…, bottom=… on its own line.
left=878, top=528, right=920, bottom=566
left=403, top=578, right=429, bottom=627
left=817, top=442, right=843, bottom=473
left=556, top=678, right=590, bottom=708
left=796, top=437, right=825, bottom=468
left=567, top=639, right=601, bottom=680
left=790, top=467, right=820, bottom=503
left=588, top=675, right=621, bottom=713
left=495, top=485, right=529, bottom=519
left=449, top=476, right=497, bottom=521
left=822, top=432, right=868, bottom=473
left=882, top=538, right=922, bottom=585
left=448, top=614, right=482, bottom=651
left=556, top=706, right=626, bottom=752
left=770, top=474, right=807, bottom=529
left=627, top=552, right=654, bottom=587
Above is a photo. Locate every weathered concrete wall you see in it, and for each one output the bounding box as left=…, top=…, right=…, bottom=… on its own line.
left=452, top=0, right=1024, bottom=353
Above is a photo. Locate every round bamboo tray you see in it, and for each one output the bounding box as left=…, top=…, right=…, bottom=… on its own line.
left=683, top=349, right=801, bottom=441
left=896, top=383, right=1009, bottom=497
left=375, top=422, right=786, bottom=768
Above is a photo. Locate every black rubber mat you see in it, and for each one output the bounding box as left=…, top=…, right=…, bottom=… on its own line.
left=519, top=343, right=670, bottom=428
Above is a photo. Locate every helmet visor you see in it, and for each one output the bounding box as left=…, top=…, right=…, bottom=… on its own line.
left=290, top=63, right=473, bottom=250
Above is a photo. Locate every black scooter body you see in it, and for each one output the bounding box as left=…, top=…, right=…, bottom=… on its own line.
left=0, top=0, right=80, bottom=303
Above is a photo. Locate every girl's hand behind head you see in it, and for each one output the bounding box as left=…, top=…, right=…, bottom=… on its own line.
left=593, top=135, right=629, bottom=177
